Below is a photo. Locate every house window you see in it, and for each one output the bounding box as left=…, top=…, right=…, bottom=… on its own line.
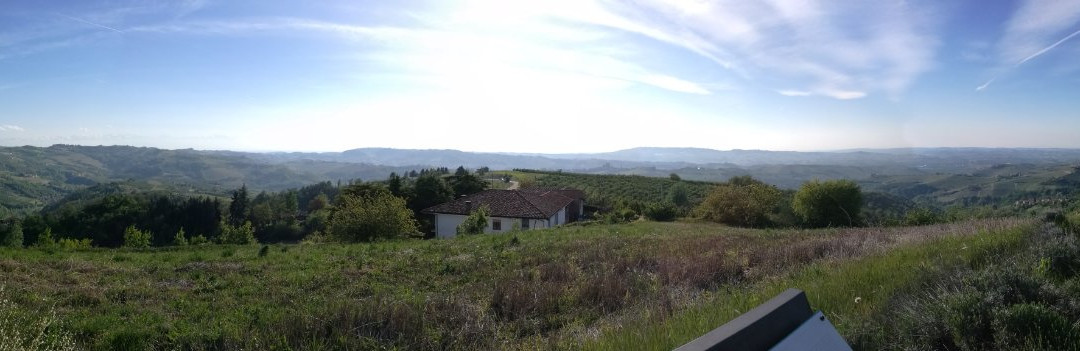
left=521, top=218, right=530, bottom=229
left=492, top=219, right=501, bottom=231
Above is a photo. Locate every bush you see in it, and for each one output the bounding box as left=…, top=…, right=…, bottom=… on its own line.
left=34, top=227, right=56, bottom=248
left=643, top=202, right=678, bottom=222
left=791, top=179, right=863, bottom=228
left=457, top=206, right=489, bottom=235
left=122, top=225, right=151, bottom=248
left=57, top=238, right=93, bottom=250
left=172, top=228, right=188, bottom=246
left=219, top=221, right=256, bottom=245
left=189, top=235, right=209, bottom=245
left=696, top=179, right=781, bottom=227
left=328, top=186, right=417, bottom=242
left=903, top=207, right=942, bottom=226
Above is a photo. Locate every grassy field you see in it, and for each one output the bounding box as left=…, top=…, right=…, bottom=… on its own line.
left=0, top=218, right=1040, bottom=350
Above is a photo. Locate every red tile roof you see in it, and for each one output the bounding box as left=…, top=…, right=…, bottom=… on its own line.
left=422, top=189, right=583, bottom=219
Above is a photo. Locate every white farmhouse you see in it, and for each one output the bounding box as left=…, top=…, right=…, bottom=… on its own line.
left=422, top=188, right=585, bottom=238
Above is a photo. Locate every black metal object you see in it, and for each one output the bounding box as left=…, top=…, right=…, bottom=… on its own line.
left=674, top=288, right=814, bottom=351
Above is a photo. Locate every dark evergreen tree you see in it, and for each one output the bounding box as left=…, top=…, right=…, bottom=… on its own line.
left=388, top=172, right=404, bottom=197
left=229, top=184, right=250, bottom=226
left=410, top=173, right=453, bottom=213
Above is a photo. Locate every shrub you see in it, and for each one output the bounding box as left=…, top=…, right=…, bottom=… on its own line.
left=172, top=228, right=188, bottom=246
left=328, top=186, right=417, bottom=242
left=643, top=202, right=678, bottom=222
left=258, top=245, right=270, bottom=257
left=122, top=225, right=151, bottom=248
left=903, top=207, right=942, bottom=226
left=58, top=238, right=93, bottom=250
left=189, top=235, right=209, bottom=245
left=34, top=227, right=56, bottom=248
left=457, top=206, right=489, bottom=235
left=219, top=221, right=256, bottom=245
left=696, top=180, right=781, bottom=227
left=792, top=179, right=863, bottom=228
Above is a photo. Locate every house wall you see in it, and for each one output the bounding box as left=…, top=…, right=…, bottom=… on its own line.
left=435, top=214, right=468, bottom=238
left=436, top=215, right=550, bottom=238
left=549, top=207, right=567, bottom=226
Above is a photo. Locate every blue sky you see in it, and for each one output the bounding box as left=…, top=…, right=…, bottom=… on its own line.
left=1, top=0, right=1079, bottom=153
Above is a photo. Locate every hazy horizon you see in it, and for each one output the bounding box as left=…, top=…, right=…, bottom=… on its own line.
left=3, top=0, right=1080, bottom=153
left=10, top=143, right=1080, bottom=155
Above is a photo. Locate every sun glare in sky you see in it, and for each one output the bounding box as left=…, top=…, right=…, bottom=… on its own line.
left=1, top=0, right=1079, bottom=152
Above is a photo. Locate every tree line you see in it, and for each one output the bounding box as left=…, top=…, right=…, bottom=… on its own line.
left=0, top=166, right=494, bottom=248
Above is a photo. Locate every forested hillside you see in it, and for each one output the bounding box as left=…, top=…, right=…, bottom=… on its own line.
left=0, top=145, right=410, bottom=215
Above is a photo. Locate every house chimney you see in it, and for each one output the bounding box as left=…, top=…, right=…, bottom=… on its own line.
left=465, top=200, right=473, bottom=213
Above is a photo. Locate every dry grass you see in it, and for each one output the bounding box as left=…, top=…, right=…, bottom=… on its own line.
left=0, top=218, right=1035, bottom=350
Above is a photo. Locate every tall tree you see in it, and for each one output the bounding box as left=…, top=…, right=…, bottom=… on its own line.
left=411, top=173, right=454, bottom=212
left=0, top=219, right=22, bottom=248
left=229, top=184, right=250, bottom=226
left=450, top=173, right=488, bottom=197
left=388, top=172, right=404, bottom=197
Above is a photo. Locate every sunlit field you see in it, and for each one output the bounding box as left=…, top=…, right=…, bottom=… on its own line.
left=0, top=218, right=1045, bottom=350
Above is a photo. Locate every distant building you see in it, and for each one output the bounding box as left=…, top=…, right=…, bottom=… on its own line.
left=421, top=189, right=585, bottom=238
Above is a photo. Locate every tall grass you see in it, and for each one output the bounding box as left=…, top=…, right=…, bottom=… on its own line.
left=586, top=218, right=1037, bottom=350
left=0, top=291, right=77, bottom=351
left=0, top=218, right=1037, bottom=350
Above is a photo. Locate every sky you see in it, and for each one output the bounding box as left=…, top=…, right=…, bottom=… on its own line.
left=1, top=0, right=1079, bottom=153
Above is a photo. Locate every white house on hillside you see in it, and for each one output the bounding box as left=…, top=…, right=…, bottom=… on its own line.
left=421, top=188, right=585, bottom=238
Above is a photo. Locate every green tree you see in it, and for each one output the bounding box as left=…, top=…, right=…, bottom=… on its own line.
left=667, top=182, right=690, bottom=207
left=456, top=206, right=489, bottom=235
left=328, top=187, right=417, bottom=242
left=454, top=166, right=469, bottom=177
left=1, top=220, right=22, bottom=248
left=792, top=179, right=863, bottom=228
left=172, top=227, right=188, bottom=246
left=450, top=173, right=488, bottom=196
left=388, top=172, right=406, bottom=197
left=123, top=225, right=151, bottom=248
left=696, top=179, right=782, bottom=227
left=411, top=173, right=453, bottom=212
left=229, top=184, right=250, bottom=226
left=35, top=227, right=56, bottom=248
left=308, top=193, right=330, bottom=212
left=669, top=173, right=681, bottom=181
left=219, top=220, right=257, bottom=245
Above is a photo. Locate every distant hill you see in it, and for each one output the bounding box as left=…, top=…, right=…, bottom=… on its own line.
left=3, top=144, right=1079, bottom=215
left=253, top=146, right=1080, bottom=173
left=0, top=145, right=412, bottom=214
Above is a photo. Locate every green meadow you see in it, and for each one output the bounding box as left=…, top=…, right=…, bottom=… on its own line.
left=5, top=217, right=1070, bottom=350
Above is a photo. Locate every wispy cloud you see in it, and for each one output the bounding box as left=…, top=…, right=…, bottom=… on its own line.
left=529, top=0, right=942, bottom=99
left=1016, top=28, right=1080, bottom=65
left=128, top=15, right=716, bottom=95
left=981, top=0, right=1080, bottom=90
left=56, top=13, right=125, bottom=33
left=0, top=125, right=26, bottom=132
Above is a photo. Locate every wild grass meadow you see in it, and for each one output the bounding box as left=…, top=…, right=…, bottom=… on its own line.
left=0, top=217, right=1051, bottom=350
